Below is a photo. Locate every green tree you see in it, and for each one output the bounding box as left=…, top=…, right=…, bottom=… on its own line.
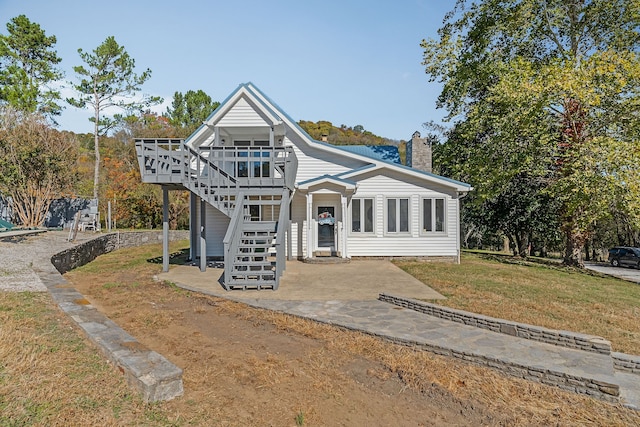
left=0, top=107, right=78, bottom=227
left=164, top=89, right=219, bottom=136
left=67, top=36, right=161, bottom=204
left=111, top=111, right=189, bottom=229
left=0, top=15, right=63, bottom=117
left=423, top=0, right=640, bottom=266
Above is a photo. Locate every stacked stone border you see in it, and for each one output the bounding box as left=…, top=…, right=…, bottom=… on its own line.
left=374, top=294, right=628, bottom=403
left=380, top=294, right=640, bottom=381
left=378, top=333, right=620, bottom=403
left=48, top=231, right=188, bottom=402
left=379, top=293, right=612, bottom=355
left=612, top=352, right=640, bottom=375
left=238, top=299, right=621, bottom=404
left=51, top=230, right=188, bottom=274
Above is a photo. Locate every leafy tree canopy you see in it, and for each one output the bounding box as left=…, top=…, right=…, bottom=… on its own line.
left=0, top=108, right=78, bottom=227
left=0, top=15, right=63, bottom=117
left=164, top=89, right=220, bottom=136
left=423, top=0, right=640, bottom=265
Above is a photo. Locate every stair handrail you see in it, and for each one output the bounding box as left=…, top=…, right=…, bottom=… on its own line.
left=273, top=189, right=290, bottom=287
left=181, top=143, right=241, bottom=216
left=222, top=191, right=246, bottom=290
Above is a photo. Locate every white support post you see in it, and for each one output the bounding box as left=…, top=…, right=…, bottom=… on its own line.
left=107, top=201, right=112, bottom=232
left=306, top=193, right=313, bottom=258
left=200, top=199, right=207, bottom=272
left=162, top=187, right=169, bottom=273
left=341, top=194, right=348, bottom=258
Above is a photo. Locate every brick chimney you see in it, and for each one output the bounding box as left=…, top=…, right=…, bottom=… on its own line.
left=406, top=131, right=432, bottom=173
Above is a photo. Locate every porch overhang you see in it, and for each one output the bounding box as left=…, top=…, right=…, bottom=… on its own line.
left=296, top=174, right=358, bottom=193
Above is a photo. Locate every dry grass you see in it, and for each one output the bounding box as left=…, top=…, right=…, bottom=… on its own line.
left=395, top=253, right=640, bottom=354
left=0, top=292, right=173, bottom=426
left=255, top=305, right=640, bottom=427
left=4, top=243, right=640, bottom=425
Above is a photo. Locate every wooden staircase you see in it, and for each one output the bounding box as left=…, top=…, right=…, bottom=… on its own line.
left=226, top=221, right=278, bottom=290
left=135, top=139, right=297, bottom=290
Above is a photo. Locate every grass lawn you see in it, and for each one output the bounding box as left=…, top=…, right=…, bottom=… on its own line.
left=394, top=253, right=640, bottom=354
left=0, top=292, right=167, bottom=426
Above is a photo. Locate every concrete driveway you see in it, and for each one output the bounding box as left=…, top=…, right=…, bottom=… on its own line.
left=585, top=262, right=640, bottom=284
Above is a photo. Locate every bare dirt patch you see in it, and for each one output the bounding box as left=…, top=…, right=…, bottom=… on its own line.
left=61, top=245, right=640, bottom=426
left=69, top=274, right=498, bottom=426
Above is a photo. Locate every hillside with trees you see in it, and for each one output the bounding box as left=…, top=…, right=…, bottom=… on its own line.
left=298, top=120, right=406, bottom=162
left=298, top=120, right=397, bottom=145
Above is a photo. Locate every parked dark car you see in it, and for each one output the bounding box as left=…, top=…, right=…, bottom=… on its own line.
left=608, top=247, right=640, bottom=268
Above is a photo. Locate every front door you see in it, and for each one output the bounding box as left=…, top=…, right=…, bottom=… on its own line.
left=317, top=206, right=336, bottom=250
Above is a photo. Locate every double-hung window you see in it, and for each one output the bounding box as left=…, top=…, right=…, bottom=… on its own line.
left=387, top=198, right=409, bottom=233
left=422, top=198, right=446, bottom=233
left=351, top=198, right=374, bottom=233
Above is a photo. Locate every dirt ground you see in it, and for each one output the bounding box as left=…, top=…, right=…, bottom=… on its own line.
left=64, top=260, right=640, bottom=426
left=66, top=268, right=507, bottom=426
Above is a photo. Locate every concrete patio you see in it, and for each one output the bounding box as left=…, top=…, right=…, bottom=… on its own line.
left=158, top=259, right=446, bottom=301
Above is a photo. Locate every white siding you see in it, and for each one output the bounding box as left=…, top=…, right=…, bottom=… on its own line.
left=195, top=204, right=229, bottom=257
left=290, top=192, right=307, bottom=258
left=345, top=173, right=460, bottom=257
left=285, top=133, right=366, bottom=183
left=217, top=97, right=268, bottom=127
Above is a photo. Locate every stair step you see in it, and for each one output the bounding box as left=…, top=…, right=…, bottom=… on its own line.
left=237, top=248, right=273, bottom=255
left=233, top=258, right=275, bottom=265
left=229, top=274, right=276, bottom=283
left=233, top=257, right=276, bottom=267
left=242, top=231, right=276, bottom=237
left=226, top=282, right=276, bottom=291
left=243, top=222, right=277, bottom=232
left=238, top=244, right=273, bottom=250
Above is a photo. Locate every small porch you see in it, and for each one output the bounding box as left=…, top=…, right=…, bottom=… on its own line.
left=296, top=175, right=358, bottom=261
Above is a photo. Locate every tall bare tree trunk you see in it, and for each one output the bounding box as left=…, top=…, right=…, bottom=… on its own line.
left=93, top=105, right=100, bottom=202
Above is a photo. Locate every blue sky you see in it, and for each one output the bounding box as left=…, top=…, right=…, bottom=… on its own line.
left=0, top=0, right=454, bottom=141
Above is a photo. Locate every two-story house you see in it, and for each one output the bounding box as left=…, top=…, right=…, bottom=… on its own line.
left=136, top=82, right=471, bottom=291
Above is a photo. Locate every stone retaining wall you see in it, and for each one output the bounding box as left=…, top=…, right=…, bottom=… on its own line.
left=47, top=230, right=188, bottom=402
left=338, top=325, right=620, bottom=403
left=51, top=230, right=188, bottom=274
left=379, top=294, right=612, bottom=355
left=612, top=352, right=640, bottom=375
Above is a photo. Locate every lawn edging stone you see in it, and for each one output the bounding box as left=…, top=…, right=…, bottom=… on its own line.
left=45, top=230, right=188, bottom=402
left=378, top=293, right=612, bottom=355
left=612, top=352, right=640, bottom=375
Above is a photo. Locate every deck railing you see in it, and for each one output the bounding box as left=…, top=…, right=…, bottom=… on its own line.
left=273, top=188, right=290, bottom=284
left=135, top=139, right=297, bottom=193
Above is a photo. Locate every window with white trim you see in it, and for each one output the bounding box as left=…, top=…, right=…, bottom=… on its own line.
left=386, top=198, right=409, bottom=233
left=351, top=198, right=374, bottom=233
left=422, top=198, right=446, bottom=233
